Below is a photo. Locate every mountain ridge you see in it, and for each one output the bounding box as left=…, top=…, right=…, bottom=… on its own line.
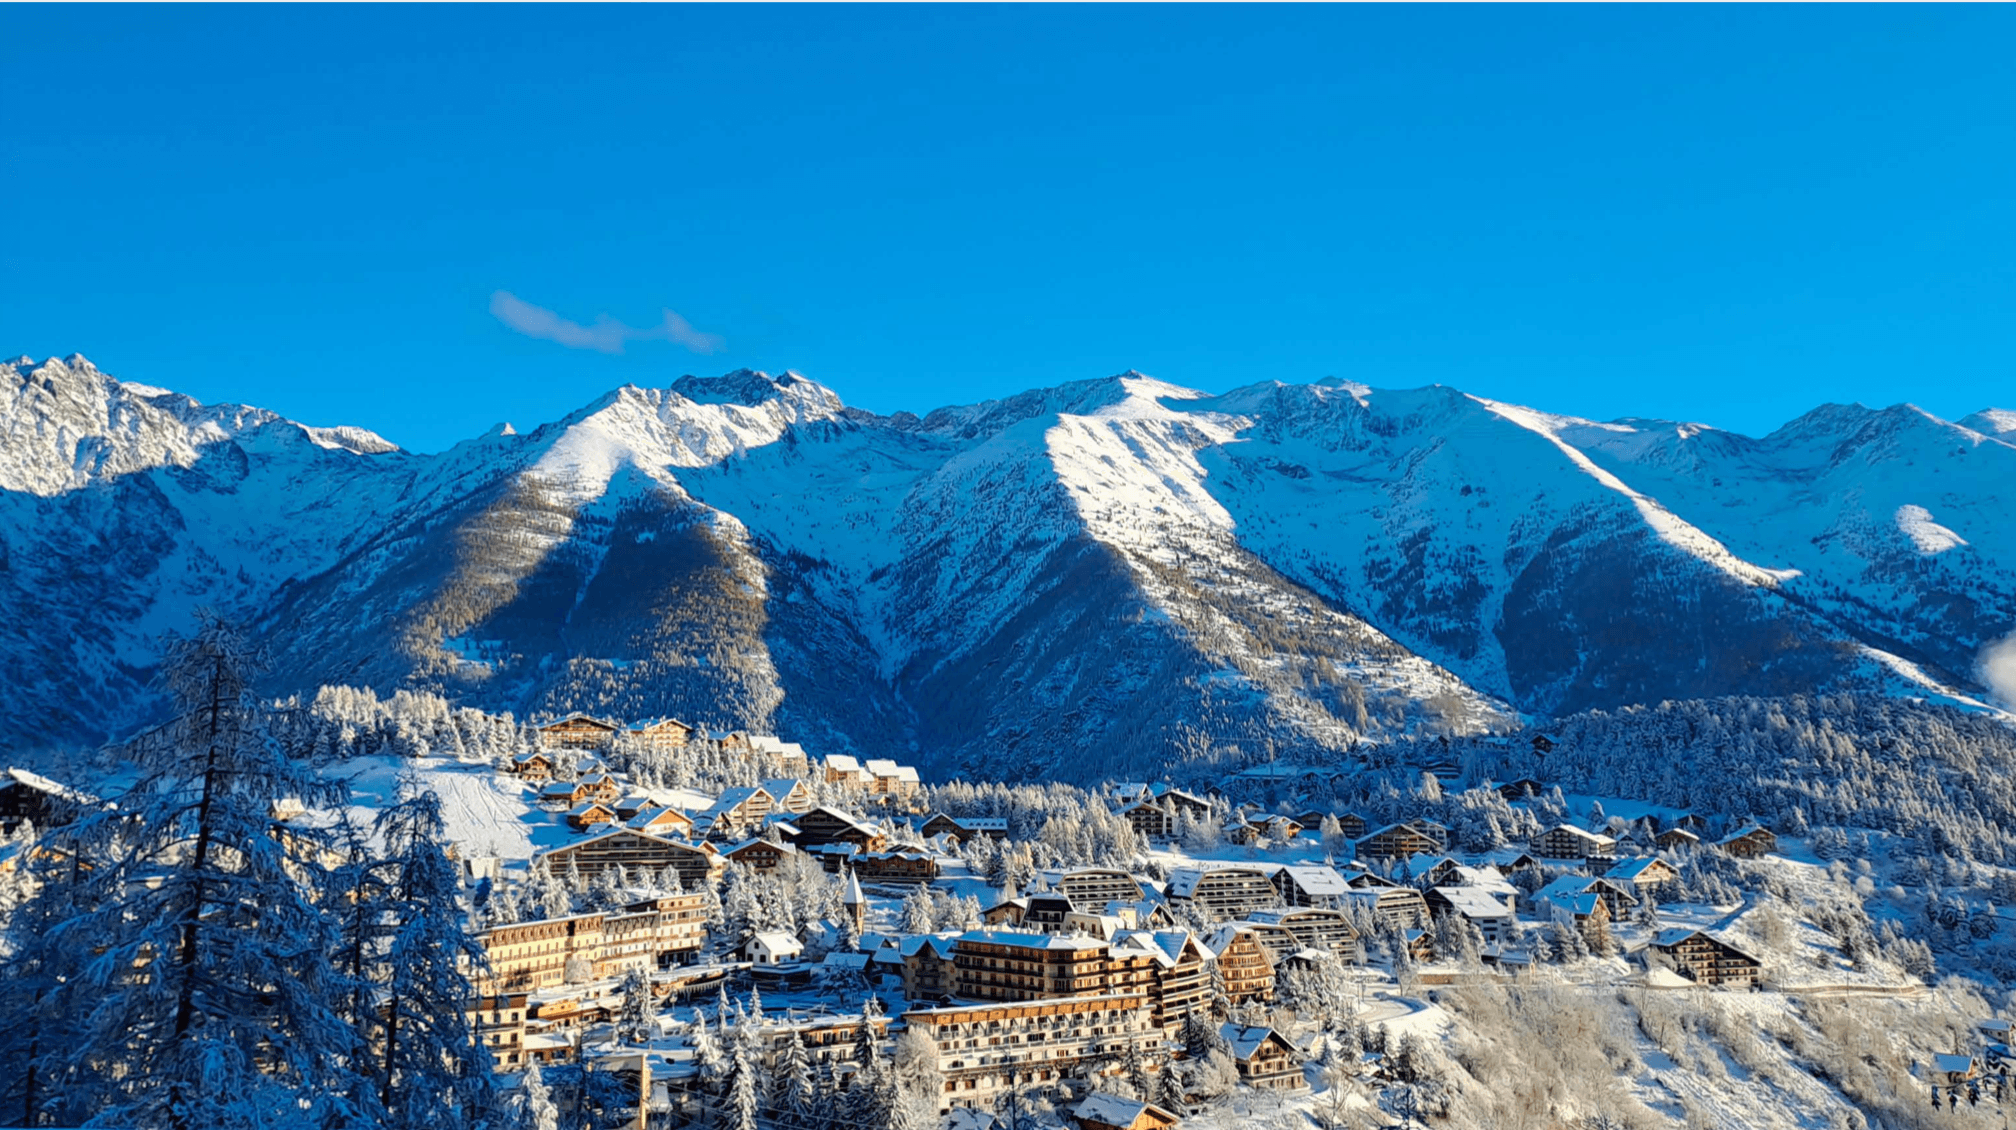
left=2, top=352, right=2010, bottom=781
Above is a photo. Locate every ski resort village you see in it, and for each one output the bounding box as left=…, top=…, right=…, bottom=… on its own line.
left=8, top=624, right=2016, bottom=1130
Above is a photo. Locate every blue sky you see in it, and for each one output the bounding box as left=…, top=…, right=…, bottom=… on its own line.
left=4, top=5, right=2010, bottom=452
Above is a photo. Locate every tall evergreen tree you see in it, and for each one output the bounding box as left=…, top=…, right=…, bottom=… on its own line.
left=372, top=787, right=499, bottom=1126
left=11, top=617, right=366, bottom=1129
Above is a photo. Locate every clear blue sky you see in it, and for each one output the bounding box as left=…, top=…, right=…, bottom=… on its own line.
left=4, top=5, right=2010, bottom=452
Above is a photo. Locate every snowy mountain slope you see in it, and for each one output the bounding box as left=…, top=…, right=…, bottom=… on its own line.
left=2, top=354, right=2010, bottom=780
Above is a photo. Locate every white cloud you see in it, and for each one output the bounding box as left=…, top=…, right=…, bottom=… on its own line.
left=489, top=291, right=724, bottom=355
left=1982, top=632, right=2016, bottom=706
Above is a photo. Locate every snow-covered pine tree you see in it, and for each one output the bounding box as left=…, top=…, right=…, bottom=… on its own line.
left=372, top=787, right=499, bottom=1126
left=516, top=1059, right=561, bottom=1130
left=614, top=967, right=655, bottom=1045
left=775, top=1029, right=816, bottom=1124
left=14, top=616, right=366, bottom=1129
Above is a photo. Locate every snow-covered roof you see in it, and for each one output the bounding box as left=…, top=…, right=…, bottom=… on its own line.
left=1934, top=1053, right=1975, bottom=1074
left=750, top=930, right=803, bottom=954
left=625, top=716, right=691, bottom=732
left=760, top=778, right=807, bottom=796
left=825, top=754, right=862, bottom=774
left=1543, top=823, right=1616, bottom=844
left=1431, top=885, right=1513, bottom=919
left=1605, top=857, right=1672, bottom=880
left=1219, top=1023, right=1291, bottom=1062
left=1275, top=864, right=1350, bottom=896
left=626, top=806, right=689, bottom=829
left=1168, top=864, right=1272, bottom=898
left=1073, top=1092, right=1173, bottom=1128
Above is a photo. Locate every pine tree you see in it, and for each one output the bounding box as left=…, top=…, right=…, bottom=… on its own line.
left=13, top=618, right=368, bottom=1130
left=373, top=787, right=499, bottom=1126
left=775, top=1030, right=816, bottom=1124
left=517, top=1060, right=561, bottom=1130
left=729, top=1019, right=763, bottom=1130
left=615, top=967, right=656, bottom=1045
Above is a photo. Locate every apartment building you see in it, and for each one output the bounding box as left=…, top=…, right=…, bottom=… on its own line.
left=903, top=993, right=1164, bottom=1114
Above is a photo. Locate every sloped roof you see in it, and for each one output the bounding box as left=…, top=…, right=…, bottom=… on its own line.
left=1073, top=1092, right=1175, bottom=1128
left=1275, top=865, right=1350, bottom=896
left=825, top=754, right=862, bottom=773
left=1430, top=885, right=1513, bottom=919
left=1219, top=1023, right=1293, bottom=1062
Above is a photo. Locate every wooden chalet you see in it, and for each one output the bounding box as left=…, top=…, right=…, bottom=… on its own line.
left=1716, top=824, right=1778, bottom=859
left=1219, top=1024, right=1304, bottom=1090
left=625, top=806, right=694, bottom=836
left=508, top=752, right=555, bottom=783
left=722, top=838, right=800, bottom=874
left=1654, top=827, right=1701, bottom=852
left=1205, top=925, right=1277, bottom=1003
left=1495, top=777, right=1545, bottom=801
left=920, top=813, right=1009, bottom=842
left=565, top=801, right=618, bottom=831
left=1650, top=928, right=1762, bottom=989
left=623, top=717, right=695, bottom=752
left=1534, top=823, right=1617, bottom=860
left=760, top=778, right=816, bottom=816
left=1333, top=812, right=1368, bottom=839
left=538, top=828, right=721, bottom=889
left=854, top=850, right=939, bottom=884
left=536, top=713, right=619, bottom=751
left=694, top=786, right=775, bottom=837
left=1604, top=856, right=1679, bottom=898
left=0, top=769, right=91, bottom=834
left=1354, top=822, right=1445, bottom=863
left=795, top=806, right=889, bottom=852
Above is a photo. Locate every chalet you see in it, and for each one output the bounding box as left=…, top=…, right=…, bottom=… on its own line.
left=1118, top=799, right=1177, bottom=840
left=1650, top=929, right=1762, bottom=989
left=749, top=736, right=813, bottom=777
left=795, top=806, right=889, bottom=851
left=612, top=795, right=655, bottom=821
left=1269, top=864, right=1352, bottom=909
left=1224, top=815, right=1301, bottom=845
left=509, top=753, right=556, bottom=784
left=1343, top=869, right=1402, bottom=890
left=951, top=931, right=1121, bottom=1001
left=1205, top=925, right=1277, bottom=1003
left=624, top=717, right=695, bottom=752
left=1073, top=1093, right=1181, bottom=1130
left=1333, top=812, right=1368, bottom=839
left=1496, top=777, right=1546, bottom=801
left=1530, top=733, right=1558, bottom=754
left=1111, top=929, right=1212, bottom=1033
left=1053, top=868, right=1149, bottom=912
left=1219, top=1024, right=1304, bottom=1090
left=1534, top=824, right=1617, bottom=860
left=1533, top=874, right=1637, bottom=921
left=722, top=838, right=800, bottom=874
left=761, top=778, right=816, bottom=816
left=1243, top=907, right=1363, bottom=963
left=1341, top=886, right=1431, bottom=930
left=712, top=730, right=755, bottom=755
left=1654, top=827, right=1701, bottom=852
left=624, top=806, right=694, bottom=837
left=1604, top=857, right=1679, bottom=898
left=1424, top=886, right=1515, bottom=945
left=1716, top=824, right=1778, bottom=859
left=537, top=713, right=619, bottom=751
left=693, top=786, right=774, bottom=837
left=577, top=774, right=623, bottom=804
left=1168, top=866, right=1282, bottom=920
left=1534, top=883, right=1613, bottom=943
left=539, top=780, right=594, bottom=806
left=1399, top=853, right=1465, bottom=887
left=898, top=934, right=961, bottom=1002
left=1932, top=1054, right=1981, bottom=1088
left=823, top=755, right=869, bottom=788
left=920, top=813, right=1009, bottom=842
left=863, top=758, right=923, bottom=804
left=854, top=850, right=939, bottom=884
left=1354, top=822, right=1445, bottom=863
left=1671, top=812, right=1710, bottom=834
left=745, top=930, right=806, bottom=965
left=538, top=828, right=721, bottom=889
left=565, top=801, right=618, bottom=832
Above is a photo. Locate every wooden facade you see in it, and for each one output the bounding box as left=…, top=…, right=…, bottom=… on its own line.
left=1207, top=925, right=1277, bottom=1004
left=903, top=994, right=1163, bottom=1114
left=1651, top=929, right=1762, bottom=988
left=538, top=828, right=721, bottom=889
left=537, top=714, right=620, bottom=751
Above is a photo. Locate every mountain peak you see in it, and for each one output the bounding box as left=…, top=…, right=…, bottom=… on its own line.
left=1961, top=408, right=2016, bottom=437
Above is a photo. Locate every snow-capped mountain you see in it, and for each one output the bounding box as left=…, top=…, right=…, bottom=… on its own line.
left=3, top=353, right=2010, bottom=781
